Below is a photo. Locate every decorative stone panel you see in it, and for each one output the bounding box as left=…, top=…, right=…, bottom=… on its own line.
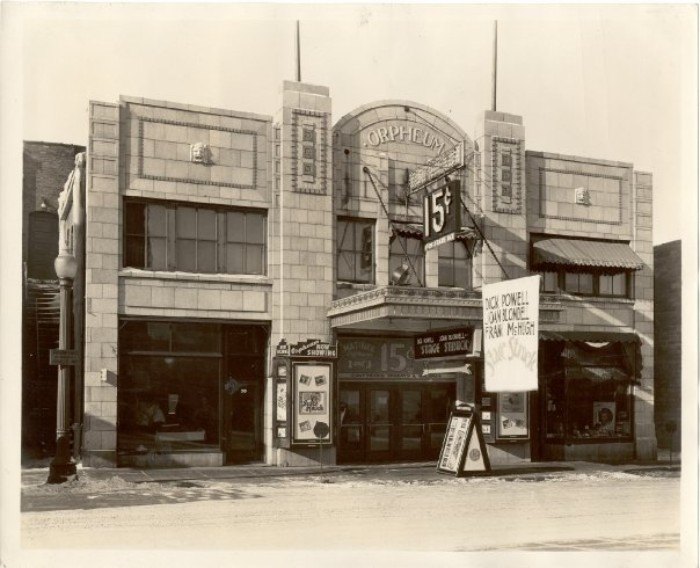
left=491, top=137, right=523, bottom=214
left=291, top=109, right=329, bottom=194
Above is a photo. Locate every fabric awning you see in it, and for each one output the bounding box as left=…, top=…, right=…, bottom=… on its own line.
left=391, top=223, right=424, bottom=239
left=540, top=331, right=639, bottom=343
left=532, top=239, right=645, bottom=270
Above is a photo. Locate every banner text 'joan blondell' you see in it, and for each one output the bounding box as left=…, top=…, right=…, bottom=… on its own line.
left=482, top=275, right=541, bottom=392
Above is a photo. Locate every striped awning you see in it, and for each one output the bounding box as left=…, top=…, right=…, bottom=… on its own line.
left=532, top=239, right=644, bottom=270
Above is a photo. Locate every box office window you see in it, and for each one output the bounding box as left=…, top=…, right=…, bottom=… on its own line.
left=543, top=342, right=634, bottom=443
left=124, top=200, right=266, bottom=275
left=438, top=240, right=472, bottom=289
left=118, top=321, right=222, bottom=455
left=337, top=218, right=374, bottom=284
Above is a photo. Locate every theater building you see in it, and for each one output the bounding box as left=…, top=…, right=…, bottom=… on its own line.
left=76, top=80, right=655, bottom=468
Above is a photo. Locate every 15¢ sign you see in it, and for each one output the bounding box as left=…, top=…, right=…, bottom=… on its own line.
left=423, top=180, right=461, bottom=251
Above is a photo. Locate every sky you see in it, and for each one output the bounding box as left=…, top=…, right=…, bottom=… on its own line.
left=4, top=3, right=697, bottom=246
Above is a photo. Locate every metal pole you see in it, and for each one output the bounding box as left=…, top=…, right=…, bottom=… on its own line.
left=296, top=20, right=302, bottom=82
left=47, top=276, right=77, bottom=484
left=491, top=21, right=498, bottom=112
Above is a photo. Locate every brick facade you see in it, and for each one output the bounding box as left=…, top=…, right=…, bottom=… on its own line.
left=654, top=240, right=681, bottom=452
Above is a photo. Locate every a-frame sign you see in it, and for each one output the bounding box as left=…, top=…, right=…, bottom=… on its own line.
left=437, top=405, right=491, bottom=476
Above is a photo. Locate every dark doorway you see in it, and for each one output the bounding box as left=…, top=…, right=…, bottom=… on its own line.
left=223, top=326, right=267, bottom=464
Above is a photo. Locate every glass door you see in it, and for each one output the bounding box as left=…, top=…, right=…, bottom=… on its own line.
left=338, top=387, right=364, bottom=463
left=366, top=387, right=393, bottom=461
left=398, top=388, right=424, bottom=460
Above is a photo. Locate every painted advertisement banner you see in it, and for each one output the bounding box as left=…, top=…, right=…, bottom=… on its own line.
left=338, top=337, right=425, bottom=379
left=293, top=363, right=332, bottom=444
left=414, top=327, right=472, bottom=359
left=483, top=275, right=540, bottom=391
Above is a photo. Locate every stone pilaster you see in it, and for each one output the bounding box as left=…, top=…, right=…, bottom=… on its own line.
left=633, top=171, right=656, bottom=460
left=81, top=101, right=121, bottom=467
left=473, top=111, right=528, bottom=288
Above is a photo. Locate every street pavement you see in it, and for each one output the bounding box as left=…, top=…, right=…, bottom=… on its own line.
left=18, top=460, right=682, bottom=559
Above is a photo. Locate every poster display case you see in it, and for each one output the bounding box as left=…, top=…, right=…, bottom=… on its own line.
left=497, top=392, right=529, bottom=439
left=292, top=361, right=334, bottom=445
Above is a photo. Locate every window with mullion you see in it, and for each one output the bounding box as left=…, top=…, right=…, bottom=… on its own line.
left=226, top=210, right=266, bottom=275
left=389, top=235, right=424, bottom=286
left=124, top=199, right=266, bottom=275
left=337, top=218, right=374, bottom=283
left=438, top=240, right=471, bottom=289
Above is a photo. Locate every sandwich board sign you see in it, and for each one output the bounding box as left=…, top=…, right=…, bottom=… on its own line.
left=437, top=406, right=490, bottom=476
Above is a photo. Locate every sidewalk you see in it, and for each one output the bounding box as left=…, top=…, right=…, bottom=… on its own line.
left=21, top=458, right=681, bottom=487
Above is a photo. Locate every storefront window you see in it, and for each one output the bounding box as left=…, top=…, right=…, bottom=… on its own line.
left=118, top=355, right=220, bottom=453
left=544, top=341, right=634, bottom=443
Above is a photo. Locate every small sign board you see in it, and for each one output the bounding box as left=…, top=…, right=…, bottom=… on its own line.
left=276, top=338, right=338, bottom=359
left=49, top=348, right=78, bottom=366
left=414, top=327, right=472, bottom=360
left=423, top=180, right=462, bottom=251
left=408, top=141, right=465, bottom=191
left=437, top=407, right=491, bottom=476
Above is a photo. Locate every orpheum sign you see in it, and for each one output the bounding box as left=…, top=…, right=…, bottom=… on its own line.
left=414, top=328, right=472, bottom=360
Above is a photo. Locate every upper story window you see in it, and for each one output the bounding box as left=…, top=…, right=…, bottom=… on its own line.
left=531, top=236, right=641, bottom=300
left=539, top=271, right=559, bottom=293
left=337, top=218, right=374, bottom=284
left=389, top=234, right=424, bottom=287
left=536, top=269, right=632, bottom=299
left=438, top=240, right=472, bottom=289
left=124, top=199, right=266, bottom=275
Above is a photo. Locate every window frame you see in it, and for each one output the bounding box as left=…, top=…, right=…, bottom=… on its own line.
left=123, top=198, right=267, bottom=276
left=437, top=239, right=472, bottom=289
left=534, top=267, right=633, bottom=299
left=336, top=217, right=375, bottom=284
left=389, top=234, right=425, bottom=287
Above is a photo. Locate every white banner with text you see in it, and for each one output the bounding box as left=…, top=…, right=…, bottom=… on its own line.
left=483, top=275, right=540, bottom=392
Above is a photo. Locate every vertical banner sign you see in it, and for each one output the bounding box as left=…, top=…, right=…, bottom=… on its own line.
left=482, top=275, right=540, bottom=392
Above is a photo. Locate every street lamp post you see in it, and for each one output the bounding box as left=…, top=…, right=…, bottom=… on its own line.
left=47, top=252, right=78, bottom=484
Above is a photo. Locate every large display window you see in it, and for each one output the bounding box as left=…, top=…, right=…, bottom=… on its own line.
left=543, top=340, right=635, bottom=443
left=118, top=321, right=222, bottom=455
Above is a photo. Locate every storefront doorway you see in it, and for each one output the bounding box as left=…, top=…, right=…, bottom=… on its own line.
left=338, top=382, right=455, bottom=463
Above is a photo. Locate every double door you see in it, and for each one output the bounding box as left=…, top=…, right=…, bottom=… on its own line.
left=338, top=382, right=455, bottom=463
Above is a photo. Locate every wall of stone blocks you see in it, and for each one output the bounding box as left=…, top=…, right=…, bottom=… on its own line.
left=83, top=101, right=121, bottom=467
left=526, top=152, right=634, bottom=241
left=473, top=110, right=529, bottom=288
left=653, top=240, right=682, bottom=451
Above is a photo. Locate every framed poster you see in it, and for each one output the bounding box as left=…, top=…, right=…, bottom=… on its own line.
left=497, top=392, right=529, bottom=439
left=276, top=381, right=287, bottom=422
left=292, top=362, right=333, bottom=445
left=437, top=410, right=473, bottom=474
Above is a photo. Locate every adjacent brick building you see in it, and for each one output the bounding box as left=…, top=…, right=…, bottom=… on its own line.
left=22, top=141, right=85, bottom=459
left=74, top=81, right=656, bottom=468
left=654, top=240, right=681, bottom=454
